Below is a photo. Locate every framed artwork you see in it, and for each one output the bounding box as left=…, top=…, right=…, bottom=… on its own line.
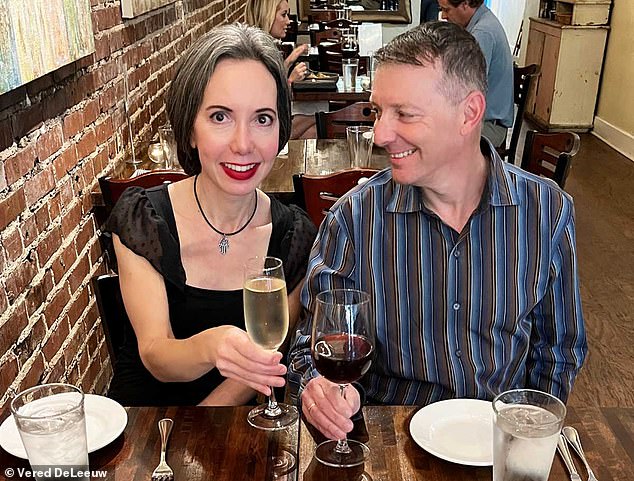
left=0, top=0, right=94, bottom=96
left=120, top=0, right=175, bottom=19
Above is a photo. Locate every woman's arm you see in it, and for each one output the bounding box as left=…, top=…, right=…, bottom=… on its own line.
left=113, top=234, right=286, bottom=395
left=197, top=379, right=257, bottom=406
left=284, top=44, right=309, bottom=69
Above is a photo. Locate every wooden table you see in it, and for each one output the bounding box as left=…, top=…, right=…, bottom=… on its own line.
left=0, top=405, right=632, bottom=480
left=293, top=79, right=370, bottom=102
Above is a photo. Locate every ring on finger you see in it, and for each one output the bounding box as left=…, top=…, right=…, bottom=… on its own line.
left=306, top=402, right=317, bottom=415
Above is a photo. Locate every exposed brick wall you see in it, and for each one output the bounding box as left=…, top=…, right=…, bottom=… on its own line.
left=0, top=0, right=247, bottom=417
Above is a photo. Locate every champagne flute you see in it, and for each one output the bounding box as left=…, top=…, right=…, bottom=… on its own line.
left=311, top=289, right=374, bottom=467
left=243, top=256, right=299, bottom=431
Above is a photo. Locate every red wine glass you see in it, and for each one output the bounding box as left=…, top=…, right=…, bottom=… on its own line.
left=311, top=289, right=374, bottom=467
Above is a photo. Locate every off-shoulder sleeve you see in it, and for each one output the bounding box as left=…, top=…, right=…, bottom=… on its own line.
left=104, top=186, right=186, bottom=289
left=271, top=201, right=317, bottom=292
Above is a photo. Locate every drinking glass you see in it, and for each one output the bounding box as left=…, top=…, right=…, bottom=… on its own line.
left=243, top=256, right=298, bottom=431
left=346, top=126, right=374, bottom=168
left=311, top=289, right=374, bottom=467
left=493, top=389, right=566, bottom=481
left=11, top=383, right=89, bottom=481
left=159, top=124, right=177, bottom=169
left=342, top=58, right=359, bottom=92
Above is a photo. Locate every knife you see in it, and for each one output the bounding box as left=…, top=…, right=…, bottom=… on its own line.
left=557, top=434, right=582, bottom=481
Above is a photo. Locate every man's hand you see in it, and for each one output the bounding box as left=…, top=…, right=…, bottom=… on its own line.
left=301, top=376, right=361, bottom=440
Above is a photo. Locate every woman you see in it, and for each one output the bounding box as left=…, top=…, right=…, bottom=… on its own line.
left=106, top=23, right=317, bottom=406
left=245, top=0, right=316, bottom=138
left=245, top=0, right=309, bottom=83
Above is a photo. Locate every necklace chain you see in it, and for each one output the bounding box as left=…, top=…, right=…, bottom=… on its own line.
left=193, top=174, right=258, bottom=255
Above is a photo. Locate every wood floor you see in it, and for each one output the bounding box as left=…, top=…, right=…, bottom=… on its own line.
left=558, top=134, right=634, bottom=408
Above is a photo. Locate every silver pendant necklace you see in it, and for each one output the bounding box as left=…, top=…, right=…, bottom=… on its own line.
left=193, top=174, right=258, bottom=255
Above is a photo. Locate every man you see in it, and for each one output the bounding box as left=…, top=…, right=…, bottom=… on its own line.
left=287, top=22, right=586, bottom=442
left=438, top=0, right=513, bottom=148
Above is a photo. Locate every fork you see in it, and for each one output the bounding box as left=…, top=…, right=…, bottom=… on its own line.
left=557, top=434, right=582, bottom=481
left=563, top=426, right=599, bottom=481
left=151, top=418, right=174, bottom=481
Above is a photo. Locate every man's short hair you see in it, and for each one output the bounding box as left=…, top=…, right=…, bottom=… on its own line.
left=447, top=0, right=484, bottom=7
left=166, top=23, right=291, bottom=175
left=374, top=21, right=487, bottom=104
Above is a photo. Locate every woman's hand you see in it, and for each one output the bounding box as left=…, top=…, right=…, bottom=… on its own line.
left=288, top=62, right=308, bottom=84
left=300, top=376, right=361, bottom=440
left=212, top=326, right=287, bottom=396
left=285, top=43, right=309, bottom=67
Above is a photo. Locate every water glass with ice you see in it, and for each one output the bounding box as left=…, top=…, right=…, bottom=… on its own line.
left=342, top=58, right=359, bottom=92
left=11, top=383, right=89, bottom=481
left=492, top=389, right=566, bottom=481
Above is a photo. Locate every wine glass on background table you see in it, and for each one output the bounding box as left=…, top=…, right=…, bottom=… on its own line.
left=243, top=256, right=299, bottom=431
left=311, top=289, right=374, bottom=468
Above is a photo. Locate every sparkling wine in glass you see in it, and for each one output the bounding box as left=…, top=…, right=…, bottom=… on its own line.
left=311, top=289, right=374, bottom=468
left=243, top=256, right=299, bottom=432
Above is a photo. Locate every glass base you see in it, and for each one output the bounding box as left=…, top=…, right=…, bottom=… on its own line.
left=247, top=403, right=298, bottom=431
left=269, top=448, right=297, bottom=477
left=315, top=439, right=369, bottom=468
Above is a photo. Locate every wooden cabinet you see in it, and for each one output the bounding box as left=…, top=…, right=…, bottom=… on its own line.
left=525, top=17, right=608, bottom=131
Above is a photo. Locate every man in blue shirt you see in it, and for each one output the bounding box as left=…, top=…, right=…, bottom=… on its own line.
left=438, top=0, right=514, bottom=148
left=288, top=22, right=586, bottom=443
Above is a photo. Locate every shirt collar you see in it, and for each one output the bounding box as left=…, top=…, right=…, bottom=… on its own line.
left=385, top=137, right=519, bottom=214
left=466, top=4, right=489, bottom=31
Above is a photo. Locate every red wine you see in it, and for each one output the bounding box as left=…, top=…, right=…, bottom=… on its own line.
left=313, top=333, right=373, bottom=384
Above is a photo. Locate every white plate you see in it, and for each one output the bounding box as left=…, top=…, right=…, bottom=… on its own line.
left=409, top=398, right=493, bottom=466
left=0, top=394, right=127, bottom=459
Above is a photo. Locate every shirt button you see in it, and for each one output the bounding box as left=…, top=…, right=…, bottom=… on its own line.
left=454, top=250, right=460, bottom=258
left=456, top=350, right=462, bottom=357
left=453, top=302, right=460, bottom=310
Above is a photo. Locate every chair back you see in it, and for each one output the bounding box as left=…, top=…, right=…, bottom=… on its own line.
left=99, top=170, right=189, bottom=211
left=308, top=10, right=338, bottom=23
left=520, top=130, right=580, bottom=188
left=314, top=28, right=345, bottom=45
left=92, top=273, right=131, bottom=363
left=315, top=101, right=375, bottom=139
left=294, top=168, right=379, bottom=226
left=498, top=63, right=539, bottom=161
left=316, top=43, right=367, bottom=75
left=324, top=18, right=355, bottom=29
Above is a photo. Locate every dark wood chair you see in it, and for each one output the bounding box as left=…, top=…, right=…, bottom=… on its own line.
left=293, top=168, right=379, bottom=226
left=520, top=130, right=581, bottom=188
left=324, top=18, right=355, bottom=29
left=308, top=10, right=338, bottom=23
left=317, top=43, right=367, bottom=75
left=99, top=170, right=189, bottom=211
left=314, top=28, right=345, bottom=45
left=315, top=101, right=375, bottom=138
left=497, top=63, right=539, bottom=161
left=92, top=273, right=130, bottom=363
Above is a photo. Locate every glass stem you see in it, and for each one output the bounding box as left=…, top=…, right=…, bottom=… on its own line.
left=334, top=384, right=352, bottom=454
left=264, top=386, right=282, bottom=417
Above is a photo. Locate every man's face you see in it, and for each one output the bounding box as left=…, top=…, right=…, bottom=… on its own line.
left=370, top=62, right=468, bottom=188
left=438, top=0, right=473, bottom=28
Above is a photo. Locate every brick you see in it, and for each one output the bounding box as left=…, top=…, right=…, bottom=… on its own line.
left=0, top=117, right=12, bottom=151
left=0, top=357, right=18, bottom=392
left=75, top=219, right=95, bottom=253
left=59, top=178, right=74, bottom=207
left=61, top=202, right=81, bottom=239
left=0, top=188, right=26, bottom=230
left=45, top=356, right=66, bottom=383
left=94, top=4, right=120, bottom=32
left=35, top=226, right=62, bottom=268
left=43, top=286, right=71, bottom=327
left=93, top=35, right=110, bottom=63
left=0, top=161, right=6, bottom=191
left=76, top=129, right=97, bottom=160
left=52, top=63, right=76, bottom=84
left=20, top=354, right=45, bottom=392
left=69, top=257, right=90, bottom=296
left=5, top=144, right=36, bottom=185
left=44, top=88, right=69, bottom=119
left=84, top=98, right=100, bottom=127
left=19, top=214, right=38, bottom=250
left=26, top=269, right=54, bottom=317
left=26, top=73, right=54, bottom=97
left=53, top=147, right=78, bottom=181
left=63, top=110, right=84, bottom=140
left=51, top=242, right=75, bottom=283
left=43, top=318, right=70, bottom=362
left=0, top=287, right=7, bottom=317
left=5, top=259, right=37, bottom=304
left=48, top=192, right=61, bottom=220
left=11, top=105, right=44, bottom=139
left=0, top=302, right=28, bottom=355
left=22, top=316, right=47, bottom=352
left=33, top=203, right=51, bottom=233
left=24, top=167, right=55, bottom=205
left=36, top=123, right=64, bottom=161
left=94, top=117, right=114, bottom=146
left=2, top=225, right=24, bottom=264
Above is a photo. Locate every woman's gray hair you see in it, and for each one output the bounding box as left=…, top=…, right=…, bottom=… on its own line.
left=166, top=23, right=291, bottom=175
left=375, top=21, right=487, bottom=105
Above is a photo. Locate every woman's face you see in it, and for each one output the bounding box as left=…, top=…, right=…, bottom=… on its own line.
left=270, top=0, right=291, bottom=39
left=190, top=59, right=280, bottom=198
